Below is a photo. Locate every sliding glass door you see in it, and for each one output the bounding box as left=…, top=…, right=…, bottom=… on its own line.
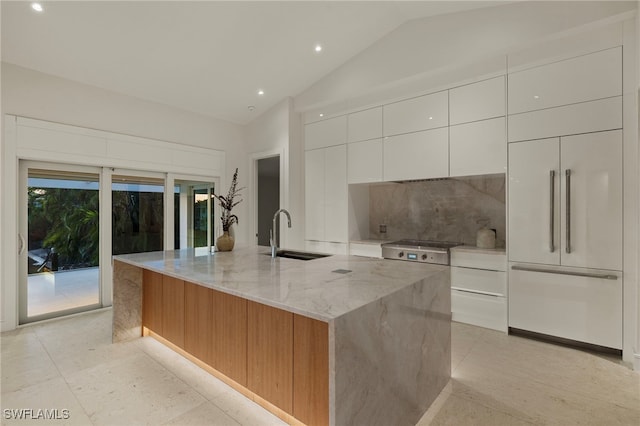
left=174, top=180, right=215, bottom=249
left=112, top=175, right=165, bottom=255
left=18, top=163, right=217, bottom=325
left=19, top=164, right=102, bottom=323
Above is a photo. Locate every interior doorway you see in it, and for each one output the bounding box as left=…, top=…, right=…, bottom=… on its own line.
left=256, top=156, right=280, bottom=246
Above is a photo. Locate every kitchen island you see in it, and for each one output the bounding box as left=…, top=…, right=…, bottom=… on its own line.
left=112, top=246, right=450, bottom=426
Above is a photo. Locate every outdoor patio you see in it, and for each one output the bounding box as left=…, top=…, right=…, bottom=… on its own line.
left=27, top=267, right=100, bottom=317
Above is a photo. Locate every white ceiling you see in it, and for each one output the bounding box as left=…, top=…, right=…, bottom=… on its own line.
left=1, top=1, right=505, bottom=125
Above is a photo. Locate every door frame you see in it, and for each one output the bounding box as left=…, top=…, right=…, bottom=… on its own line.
left=18, top=160, right=105, bottom=324
left=167, top=173, right=220, bottom=250
left=250, top=149, right=285, bottom=247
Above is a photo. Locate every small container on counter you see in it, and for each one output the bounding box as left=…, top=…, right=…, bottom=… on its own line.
left=476, top=226, right=496, bottom=249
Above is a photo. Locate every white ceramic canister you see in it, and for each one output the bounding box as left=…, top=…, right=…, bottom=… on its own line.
left=476, top=227, right=496, bottom=249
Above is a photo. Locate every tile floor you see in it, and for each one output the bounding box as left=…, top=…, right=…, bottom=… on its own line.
left=1, top=309, right=638, bottom=426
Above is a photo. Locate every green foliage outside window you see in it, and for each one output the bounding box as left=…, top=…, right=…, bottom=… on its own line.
left=28, top=187, right=99, bottom=270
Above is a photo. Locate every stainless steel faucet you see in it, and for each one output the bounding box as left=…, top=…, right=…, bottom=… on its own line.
left=270, top=208, right=292, bottom=258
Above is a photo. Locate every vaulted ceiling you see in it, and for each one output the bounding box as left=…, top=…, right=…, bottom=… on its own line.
left=1, top=1, right=505, bottom=124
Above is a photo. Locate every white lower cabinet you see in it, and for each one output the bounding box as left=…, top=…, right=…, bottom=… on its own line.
left=451, top=267, right=506, bottom=296
left=304, top=240, right=348, bottom=255
left=348, top=242, right=383, bottom=258
left=450, top=248, right=507, bottom=332
left=452, top=291, right=507, bottom=332
left=509, top=265, right=622, bottom=349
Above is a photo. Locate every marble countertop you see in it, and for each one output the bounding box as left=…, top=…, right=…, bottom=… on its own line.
left=113, top=245, right=447, bottom=322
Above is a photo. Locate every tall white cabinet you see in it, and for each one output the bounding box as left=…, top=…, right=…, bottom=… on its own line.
left=508, top=46, right=623, bottom=350
left=304, top=119, right=348, bottom=254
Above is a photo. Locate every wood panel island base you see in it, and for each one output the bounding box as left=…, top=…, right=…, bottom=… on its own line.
left=112, top=247, right=451, bottom=426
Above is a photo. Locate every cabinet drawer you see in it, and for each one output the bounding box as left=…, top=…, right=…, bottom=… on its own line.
left=449, top=76, right=505, bottom=125
left=451, top=290, right=507, bottom=332
left=451, top=250, right=506, bottom=271
left=509, top=266, right=622, bottom=349
left=449, top=117, right=506, bottom=177
left=348, top=107, right=382, bottom=143
left=508, top=96, right=622, bottom=142
left=383, top=127, right=448, bottom=181
left=305, top=115, right=347, bottom=150
left=349, top=242, right=382, bottom=258
left=383, top=91, right=448, bottom=136
left=451, top=267, right=506, bottom=296
left=508, top=47, right=621, bottom=114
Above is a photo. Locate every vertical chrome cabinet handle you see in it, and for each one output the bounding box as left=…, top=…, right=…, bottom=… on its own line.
left=565, top=169, right=571, bottom=254
left=549, top=170, right=555, bottom=252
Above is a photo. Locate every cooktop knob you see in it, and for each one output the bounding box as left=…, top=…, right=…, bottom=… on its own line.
left=398, top=251, right=404, bottom=258
left=422, top=254, right=427, bottom=260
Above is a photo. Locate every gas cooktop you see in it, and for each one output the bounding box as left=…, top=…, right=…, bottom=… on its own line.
left=381, top=239, right=463, bottom=265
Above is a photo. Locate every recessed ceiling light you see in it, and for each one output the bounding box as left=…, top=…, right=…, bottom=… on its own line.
left=31, top=2, right=43, bottom=12
left=257, top=90, right=264, bottom=96
left=428, top=116, right=433, bottom=120
left=314, top=44, right=323, bottom=53
left=319, top=113, right=324, bottom=117
left=534, top=95, right=540, bottom=99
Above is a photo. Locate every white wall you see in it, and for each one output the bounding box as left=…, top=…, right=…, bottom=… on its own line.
left=1, top=63, right=249, bottom=241
left=1, top=63, right=248, bottom=331
left=244, top=97, right=304, bottom=250
left=636, top=0, right=640, bottom=371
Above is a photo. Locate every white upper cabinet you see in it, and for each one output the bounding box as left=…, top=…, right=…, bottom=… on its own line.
left=348, top=139, right=383, bottom=184
left=508, top=96, right=622, bottom=142
left=450, top=117, right=506, bottom=177
left=383, top=127, right=448, bottom=181
left=304, top=115, right=347, bottom=150
left=508, top=47, right=622, bottom=115
left=449, top=77, right=505, bottom=125
left=383, top=91, right=448, bottom=136
left=347, top=107, right=382, bottom=143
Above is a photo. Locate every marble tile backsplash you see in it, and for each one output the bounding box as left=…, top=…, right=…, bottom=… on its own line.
left=369, top=174, right=506, bottom=247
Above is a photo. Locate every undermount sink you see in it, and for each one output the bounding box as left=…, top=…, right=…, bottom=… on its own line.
left=272, top=249, right=332, bottom=261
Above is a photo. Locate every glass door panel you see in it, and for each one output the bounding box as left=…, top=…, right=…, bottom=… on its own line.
left=112, top=175, right=164, bottom=255
left=174, top=181, right=215, bottom=249
left=21, top=168, right=101, bottom=323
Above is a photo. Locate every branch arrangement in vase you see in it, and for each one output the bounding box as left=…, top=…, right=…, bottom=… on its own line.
left=213, top=168, right=245, bottom=233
